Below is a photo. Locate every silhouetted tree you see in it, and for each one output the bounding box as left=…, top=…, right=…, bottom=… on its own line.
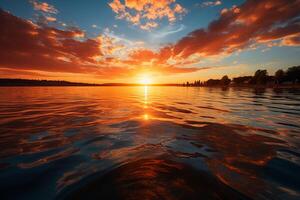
left=251, top=69, right=268, bottom=84
left=233, top=76, right=252, bottom=85
left=286, top=66, right=300, bottom=83
left=220, top=75, right=231, bottom=86
left=275, top=69, right=285, bottom=84
left=206, top=79, right=220, bottom=86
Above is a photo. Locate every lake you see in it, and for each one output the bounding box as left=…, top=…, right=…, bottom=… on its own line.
left=0, top=86, right=299, bottom=199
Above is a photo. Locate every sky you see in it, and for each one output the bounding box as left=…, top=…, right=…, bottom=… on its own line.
left=0, top=0, right=299, bottom=84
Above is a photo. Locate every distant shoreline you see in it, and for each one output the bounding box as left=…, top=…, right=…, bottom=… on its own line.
left=0, top=78, right=300, bottom=89
left=184, top=84, right=300, bottom=89
left=228, top=84, right=300, bottom=89
left=0, top=78, right=180, bottom=87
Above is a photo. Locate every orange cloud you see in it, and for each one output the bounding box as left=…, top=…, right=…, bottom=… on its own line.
left=173, top=0, right=300, bottom=58
left=45, top=16, right=56, bottom=22
left=124, top=0, right=300, bottom=70
left=281, top=34, right=300, bottom=46
left=30, top=0, right=58, bottom=14
left=140, top=22, right=158, bottom=30
left=108, top=0, right=186, bottom=30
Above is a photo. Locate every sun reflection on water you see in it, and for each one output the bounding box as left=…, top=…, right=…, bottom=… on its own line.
left=143, top=86, right=149, bottom=120
left=143, top=114, right=149, bottom=120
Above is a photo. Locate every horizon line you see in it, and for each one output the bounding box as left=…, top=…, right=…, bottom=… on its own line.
left=0, top=78, right=181, bottom=86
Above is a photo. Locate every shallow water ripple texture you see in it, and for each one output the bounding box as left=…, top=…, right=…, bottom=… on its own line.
left=0, top=86, right=299, bottom=200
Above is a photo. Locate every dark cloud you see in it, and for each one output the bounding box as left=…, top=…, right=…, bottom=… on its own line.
left=0, top=9, right=102, bottom=74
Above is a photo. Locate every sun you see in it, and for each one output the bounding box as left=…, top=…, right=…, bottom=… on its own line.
left=139, top=75, right=152, bottom=85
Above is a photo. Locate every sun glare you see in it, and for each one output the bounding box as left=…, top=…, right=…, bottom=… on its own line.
left=139, top=75, right=152, bottom=85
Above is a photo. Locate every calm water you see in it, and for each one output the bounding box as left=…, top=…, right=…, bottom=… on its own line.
left=0, top=86, right=300, bottom=200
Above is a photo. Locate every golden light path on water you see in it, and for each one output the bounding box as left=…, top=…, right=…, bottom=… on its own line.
left=143, top=86, right=149, bottom=121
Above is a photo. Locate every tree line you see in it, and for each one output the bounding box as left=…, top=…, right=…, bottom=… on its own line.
left=183, top=66, right=300, bottom=87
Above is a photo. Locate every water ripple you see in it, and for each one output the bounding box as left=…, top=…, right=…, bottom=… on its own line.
left=0, top=86, right=299, bottom=199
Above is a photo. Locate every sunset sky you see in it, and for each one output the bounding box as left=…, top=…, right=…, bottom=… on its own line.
left=0, top=0, right=299, bottom=83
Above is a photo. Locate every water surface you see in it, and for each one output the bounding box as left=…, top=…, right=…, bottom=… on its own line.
left=0, top=86, right=299, bottom=199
